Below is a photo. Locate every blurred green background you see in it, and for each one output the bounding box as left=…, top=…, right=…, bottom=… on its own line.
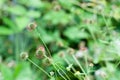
left=0, top=0, right=120, bottom=80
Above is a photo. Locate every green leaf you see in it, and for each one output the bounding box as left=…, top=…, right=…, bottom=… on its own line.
left=6, top=5, right=27, bottom=15
left=0, top=26, right=14, bottom=35
left=64, top=27, right=89, bottom=40
left=15, top=17, right=30, bottom=31
left=0, top=64, right=13, bottom=80
left=3, top=17, right=16, bottom=29
left=26, top=10, right=41, bottom=18
left=14, top=62, right=33, bottom=80
left=43, top=10, right=72, bottom=25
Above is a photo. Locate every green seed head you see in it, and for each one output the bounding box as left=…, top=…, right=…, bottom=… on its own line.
left=20, top=52, right=29, bottom=60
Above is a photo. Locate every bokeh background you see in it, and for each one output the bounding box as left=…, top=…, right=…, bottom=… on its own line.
left=0, top=0, right=120, bottom=80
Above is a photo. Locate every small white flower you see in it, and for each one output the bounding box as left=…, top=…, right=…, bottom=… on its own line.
left=7, top=60, right=16, bottom=68
left=95, top=69, right=107, bottom=78
left=50, top=71, right=54, bottom=76
left=66, top=64, right=73, bottom=71
left=75, top=51, right=84, bottom=58
left=89, top=63, right=94, bottom=67
left=74, top=71, right=81, bottom=76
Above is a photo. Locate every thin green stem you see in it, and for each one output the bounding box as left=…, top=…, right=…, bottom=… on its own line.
left=101, top=12, right=110, bottom=33
left=84, top=54, right=89, bottom=75
left=115, top=61, right=120, bottom=68
left=44, top=55, right=71, bottom=80
left=27, top=58, right=51, bottom=78
left=86, top=25, right=97, bottom=44
left=54, top=63, right=71, bottom=80
left=34, top=27, right=78, bottom=80
left=72, top=1, right=111, bottom=19
left=57, top=70, right=67, bottom=80
left=63, top=57, right=76, bottom=72
left=15, top=34, right=19, bottom=62
left=35, top=28, right=52, bottom=58
left=34, top=28, right=72, bottom=79
left=72, top=55, right=88, bottom=79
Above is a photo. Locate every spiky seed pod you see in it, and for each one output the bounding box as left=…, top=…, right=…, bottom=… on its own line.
left=35, top=49, right=44, bottom=59
left=35, top=45, right=45, bottom=59
left=20, top=52, right=29, bottom=60
left=35, top=51, right=44, bottom=59
left=27, top=22, right=37, bottom=31
left=42, top=58, right=52, bottom=66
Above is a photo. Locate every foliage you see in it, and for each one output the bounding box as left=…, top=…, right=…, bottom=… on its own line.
left=0, top=0, right=120, bottom=80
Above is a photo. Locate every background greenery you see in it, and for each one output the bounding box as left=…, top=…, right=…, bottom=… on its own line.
left=0, top=0, right=120, bottom=80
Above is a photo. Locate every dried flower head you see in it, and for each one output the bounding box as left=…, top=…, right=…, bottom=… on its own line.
left=20, top=52, right=29, bottom=60
left=37, top=45, right=45, bottom=52
left=35, top=45, right=45, bottom=59
left=57, top=41, right=64, bottom=47
left=27, top=22, right=37, bottom=31
left=67, top=48, right=75, bottom=55
left=52, top=0, right=61, bottom=11
left=42, top=58, right=52, bottom=66
left=58, top=51, right=65, bottom=58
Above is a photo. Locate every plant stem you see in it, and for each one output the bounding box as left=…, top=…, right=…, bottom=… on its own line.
left=55, top=63, right=71, bottom=80
left=115, top=61, right=120, bottom=68
left=27, top=58, right=51, bottom=78
left=63, top=57, right=76, bottom=72
left=72, top=55, right=88, bottom=79
left=35, top=28, right=52, bottom=58
left=57, top=70, right=67, bottom=80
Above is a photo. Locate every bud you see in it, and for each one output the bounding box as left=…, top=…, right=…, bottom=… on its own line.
left=89, top=63, right=94, bottom=67
left=66, top=64, right=73, bottom=71
left=74, top=71, right=81, bottom=76
left=50, top=71, right=54, bottom=76
left=20, top=52, right=29, bottom=60
left=27, top=22, right=37, bottom=31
